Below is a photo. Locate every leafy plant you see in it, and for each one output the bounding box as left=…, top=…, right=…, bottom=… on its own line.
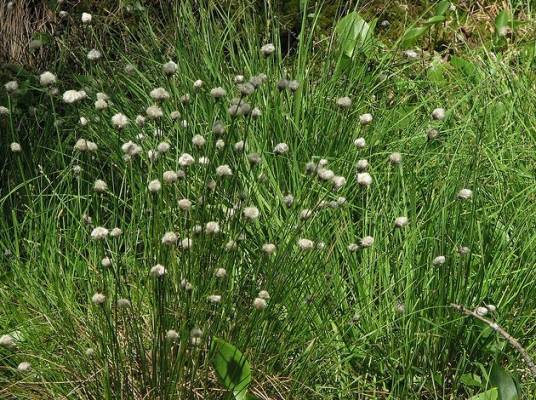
left=334, top=11, right=376, bottom=58
left=211, top=338, right=252, bottom=400
left=400, top=1, right=450, bottom=48
left=469, top=388, right=499, bottom=400
left=489, top=364, right=520, bottom=400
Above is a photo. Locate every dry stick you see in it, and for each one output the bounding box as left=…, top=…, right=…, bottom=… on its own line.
left=450, top=303, right=536, bottom=378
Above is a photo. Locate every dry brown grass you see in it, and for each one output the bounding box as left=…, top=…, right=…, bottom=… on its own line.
left=0, top=1, right=55, bottom=67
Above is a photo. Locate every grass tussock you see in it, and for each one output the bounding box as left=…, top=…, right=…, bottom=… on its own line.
left=1, top=1, right=536, bottom=399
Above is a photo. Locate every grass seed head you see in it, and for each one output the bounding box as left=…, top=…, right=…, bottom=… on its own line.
left=92, top=292, right=106, bottom=305
left=254, top=297, right=267, bottom=310
left=150, top=264, right=166, bottom=277
left=39, top=71, right=57, bottom=86
left=394, top=216, right=409, bottom=228
left=261, top=43, right=276, bottom=56
left=148, top=179, right=162, bottom=193
left=162, top=60, right=178, bottom=75
left=336, top=96, right=352, bottom=109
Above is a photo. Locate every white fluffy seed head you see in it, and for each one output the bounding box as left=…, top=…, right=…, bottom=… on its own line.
left=216, top=139, right=225, bottom=150
left=215, top=268, right=227, bottom=278
left=150, top=87, right=170, bottom=101
left=91, top=226, right=109, bottom=240
left=111, top=113, right=128, bottom=129
left=162, top=60, right=177, bottom=75
left=10, top=142, right=21, bottom=153
left=166, top=329, right=179, bottom=341
left=93, top=179, right=107, bottom=193
left=17, top=362, right=31, bottom=372
left=192, top=134, right=206, bottom=147
left=179, top=153, right=195, bottom=167
left=87, top=49, right=102, bottom=61
left=95, top=99, right=108, bottom=110
left=135, top=115, right=146, bottom=126
left=63, top=89, right=86, bottom=104
left=431, top=107, right=446, bottom=121
left=332, top=176, right=347, bottom=190
left=92, top=292, right=106, bottom=305
left=0, top=334, right=16, bottom=348
left=146, top=105, right=163, bottom=119
left=253, top=297, right=267, bottom=310
left=205, top=221, right=220, bottom=234
left=101, top=257, right=112, bottom=267
left=427, top=128, right=439, bottom=140
left=4, top=80, right=18, bottom=93
left=357, top=172, right=372, bottom=187
left=260, top=43, right=276, bottom=56
left=262, top=243, right=276, bottom=255
left=389, top=152, right=402, bottom=165
left=283, top=194, right=294, bottom=207
left=394, top=216, right=409, bottom=228
left=298, top=238, right=314, bottom=250
left=161, top=231, right=178, bottom=245
left=39, top=71, right=57, bottom=86
left=258, top=290, right=270, bottom=300
left=354, top=137, right=366, bottom=149
left=475, top=306, right=489, bottom=316
left=300, top=209, right=313, bottom=220
left=150, top=264, right=166, bottom=277
left=110, top=227, right=122, bottom=237
left=178, top=198, right=192, bottom=211
left=180, top=238, right=192, bottom=249
left=273, top=143, right=289, bottom=154
left=457, top=188, right=473, bottom=200
left=157, top=142, right=170, bottom=153
left=163, top=170, right=178, bottom=184
left=359, top=113, right=373, bottom=125
left=216, top=164, right=233, bottom=177
left=243, top=206, right=259, bottom=220
left=317, top=168, right=335, bottom=181
left=348, top=243, right=359, bottom=252
left=148, top=179, right=162, bottom=193
left=81, top=12, right=92, bottom=23
left=360, top=236, right=374, bottom=247
left=336, top=96, right=352, bottom=108
left=432, top=255, right=446, bottom=266
left=210, top=87, right=226, bottom=99
left=208, top=294, right=222, bottom=304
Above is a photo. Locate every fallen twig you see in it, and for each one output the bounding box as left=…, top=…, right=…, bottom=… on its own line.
left=451, top=303, right=536, bottom=378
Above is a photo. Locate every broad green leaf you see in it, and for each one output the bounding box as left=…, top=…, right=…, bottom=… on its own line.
left=424, top=15, right=446, bottom=26
left=490, top=364, right=520, bottom=400
left=335, top=12, right=374, bottom=58
left=435, top=1, right=451, bottom=16
left=469, top=388, right=499, bottom=400
left=400, top=26, right=429, bottom=48
left=460, top=373, right=483, bottom=387
left=494, top=10, right=511, bottom=35
left=450, top=56, right=476, bottom=76
left=211, top=338, right=251, bottom=400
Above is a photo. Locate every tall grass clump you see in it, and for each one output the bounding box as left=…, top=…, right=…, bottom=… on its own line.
left=1, top=1, right=535, bottom=399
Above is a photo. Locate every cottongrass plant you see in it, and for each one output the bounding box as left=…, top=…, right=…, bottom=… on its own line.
left=1, top=2, right=536, bottom=399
